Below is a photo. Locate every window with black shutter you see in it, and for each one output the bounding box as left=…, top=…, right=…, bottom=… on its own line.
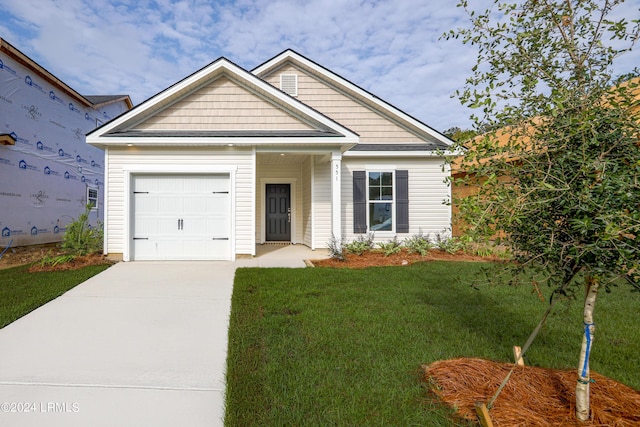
left=353, top=171, right=367, bottom=233
left=352, top=170, right=409, bottom=233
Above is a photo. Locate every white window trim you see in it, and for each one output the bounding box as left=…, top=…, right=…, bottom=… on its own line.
left=366, top=169, right=396, bottom=235
left=86, top=186, right=98, bottom=210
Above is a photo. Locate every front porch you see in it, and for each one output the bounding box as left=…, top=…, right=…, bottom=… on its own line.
left=255, top=149, right=343, bottom=251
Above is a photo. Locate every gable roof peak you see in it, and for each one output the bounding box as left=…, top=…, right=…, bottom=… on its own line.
left=252, top=50, right=454, bottom=149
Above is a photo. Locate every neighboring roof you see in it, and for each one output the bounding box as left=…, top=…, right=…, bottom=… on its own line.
left=86, top=56, right=360, bottom=147
left=0, top=133, right=16, bottom=146
left=253, top=49, right=455, bottom=150
left=0, top=37, right=132, bottom=110
left=85, top=95, right=134, bottom=110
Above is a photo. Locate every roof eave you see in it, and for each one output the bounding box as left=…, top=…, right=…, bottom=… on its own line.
left=87, top=135, right=359, bottom=148
left=343, top=150, right=457, bottom=158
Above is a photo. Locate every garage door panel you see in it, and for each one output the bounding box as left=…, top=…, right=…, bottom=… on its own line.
left=131, top=174, right=231, bottom=261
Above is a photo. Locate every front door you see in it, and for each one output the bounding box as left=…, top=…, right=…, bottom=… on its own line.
left=265, top=184, right=291, bottom=241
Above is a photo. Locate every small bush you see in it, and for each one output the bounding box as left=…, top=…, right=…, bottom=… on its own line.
left=378, top=237, right=402, bottom=257
left=62, top=206, right=103, bottom=256
left=344, top=233, right=375, bottom=255
left=434, top=231, right=463, bottom=254
left=403, top=233, right=433, bottom=256
left=327, top=234, right=345, bottom=261
left=40, top=253, right=76, bottom=268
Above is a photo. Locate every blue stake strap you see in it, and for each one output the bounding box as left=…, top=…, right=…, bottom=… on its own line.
left=581, top=322, right=594, bottom=379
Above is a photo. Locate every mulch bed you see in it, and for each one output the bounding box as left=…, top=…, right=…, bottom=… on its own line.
left=424, top=358, right=640, bottom=426
left=311, top=248, right=501, bottom=268
left=27, top=254, right=113, bottom=272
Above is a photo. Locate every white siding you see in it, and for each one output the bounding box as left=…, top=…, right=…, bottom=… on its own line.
left=302, top=156, right=313, bottom=247
left=312, top=158, right=332, bottom=247
left=105, top=147, right=254, bottom=257
left=340, top=158, right=451, bottom=243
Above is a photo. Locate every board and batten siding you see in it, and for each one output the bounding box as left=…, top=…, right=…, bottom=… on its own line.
left=341, top=158, right=451, bottom=242
left=261, top=65, right=425, bottom=143
left=134, top=76, right=313, bottom=131
left=105, top=147, right=255, bottom=257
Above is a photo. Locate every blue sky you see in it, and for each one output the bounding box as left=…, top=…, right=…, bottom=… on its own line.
left=1, top=0, right=638, bottom=132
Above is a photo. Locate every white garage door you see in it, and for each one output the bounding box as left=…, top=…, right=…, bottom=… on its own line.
left=131, top=174, right=231, bottom=260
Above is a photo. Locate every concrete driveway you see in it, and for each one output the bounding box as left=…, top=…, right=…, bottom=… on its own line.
left=0, top=245, right=328, bottom=427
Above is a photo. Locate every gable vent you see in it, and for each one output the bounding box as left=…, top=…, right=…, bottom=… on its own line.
left=280, top=74, right=298, bottom=97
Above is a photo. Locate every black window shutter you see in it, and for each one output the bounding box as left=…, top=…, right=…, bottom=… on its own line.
left=396, top=170, right=409, bottom=233
left=353, top=171, right=367, bottom=233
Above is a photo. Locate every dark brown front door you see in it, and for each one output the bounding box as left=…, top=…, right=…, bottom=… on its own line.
left=265, top=184, right=291, bottom=241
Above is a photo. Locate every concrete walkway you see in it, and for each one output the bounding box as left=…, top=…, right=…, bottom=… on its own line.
left=0, top=245, right=328, bottom=427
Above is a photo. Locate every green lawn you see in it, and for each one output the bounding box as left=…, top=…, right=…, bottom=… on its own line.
left=226, top=261, right=640, bottom=426
left=0, top=263, right=112, bottom=328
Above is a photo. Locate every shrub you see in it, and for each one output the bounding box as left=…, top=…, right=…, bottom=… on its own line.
left=434, top=231, right=463, bottom=254
left=344, top=233, right=375, bottom=255
left=61, top=206, right=103, bottom=256
left=40, top=253, right=76, bottom=268
left=403, top=233, right=433, bottom=256
left=327, top=234, right=345, bottom=261
left=377, top=237, right=402, bottom=257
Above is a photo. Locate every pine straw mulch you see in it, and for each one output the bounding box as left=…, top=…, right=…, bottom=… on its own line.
left=424, top=358, right=640, bottom=426
left=311, top=248, right=502, bottom=268
left=27, top=254, right=114, bottom=272
left=0, top=243, right=113, bottom=272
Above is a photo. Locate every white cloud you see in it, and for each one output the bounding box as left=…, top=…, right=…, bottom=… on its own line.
left=1, top=0, right=638, bottom=131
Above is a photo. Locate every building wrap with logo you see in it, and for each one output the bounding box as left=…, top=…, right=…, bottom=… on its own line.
left=0, top=39, right=131, bottom=247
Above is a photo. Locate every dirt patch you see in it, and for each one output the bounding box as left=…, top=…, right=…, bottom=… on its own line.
left=0, top=242, right=112, bottom=271
left=311, top=248, right=501, bottom=268
left=424, top=358, right=640, bottom=426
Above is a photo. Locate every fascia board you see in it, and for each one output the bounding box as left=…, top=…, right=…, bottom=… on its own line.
left=254, top=50, right=454, bottom=147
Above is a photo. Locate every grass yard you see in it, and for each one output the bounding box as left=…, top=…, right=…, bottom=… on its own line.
left=226, top=261, right=640, bottom=426
left=0, top=263, right=112, bottom=328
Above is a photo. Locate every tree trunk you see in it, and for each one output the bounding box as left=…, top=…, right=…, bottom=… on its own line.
left=576, top=276, right=599, bottom=422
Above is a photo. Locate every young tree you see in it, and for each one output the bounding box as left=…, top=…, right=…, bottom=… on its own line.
left=446, top=0, right=640, bottom=421
left=443, top=126, right=479, bottom=142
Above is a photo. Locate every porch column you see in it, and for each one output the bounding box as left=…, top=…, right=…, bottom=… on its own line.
left=331, top=152, right=342, bottom=241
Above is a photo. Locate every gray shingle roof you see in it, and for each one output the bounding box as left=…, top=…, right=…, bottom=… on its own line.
left=106, top=129, right=344, bottom=138
left=347, top=143, right=448, bottom=152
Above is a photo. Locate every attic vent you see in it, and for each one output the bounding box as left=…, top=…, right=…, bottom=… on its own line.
left=280, top=74, right=298, bottom=96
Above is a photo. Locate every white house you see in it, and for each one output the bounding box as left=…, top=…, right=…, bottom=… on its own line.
left=0, top=38, right=132, bottom=247
left=86, top=50, right=454, bottom=261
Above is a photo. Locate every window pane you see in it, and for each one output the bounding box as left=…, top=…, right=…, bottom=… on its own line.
left=369, top=172, right=381, bottom=186
left=369, top=186, right=381, bottom=200
left=381, top=186, right=393, bottom=200
left=369, top=203, right=392, bottom=231
left=381, top=172, right=393, bottom=185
